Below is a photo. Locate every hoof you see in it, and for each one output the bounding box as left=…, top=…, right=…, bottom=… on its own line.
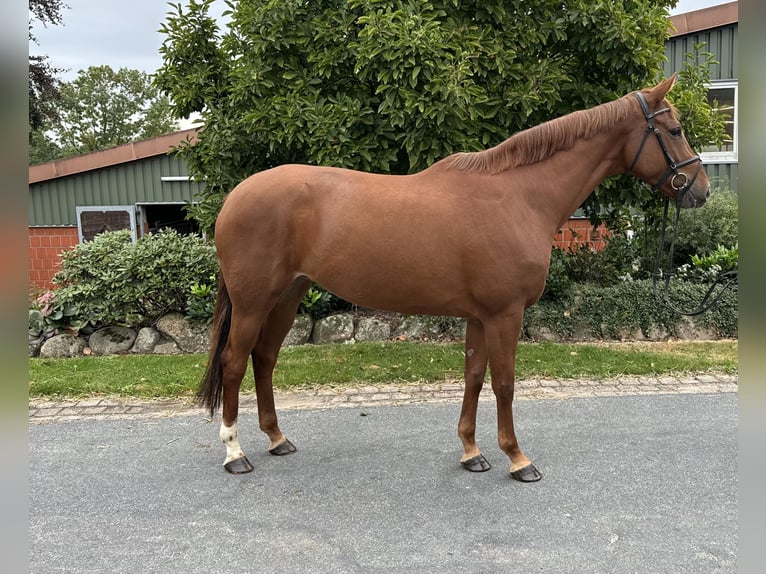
left=460, top=453, right=492, bottom=472
left=509, top=463, right=542, bottom=482
left=224, top=456, right=254, bottom=475
left=268, top=438, right=297, bottom=456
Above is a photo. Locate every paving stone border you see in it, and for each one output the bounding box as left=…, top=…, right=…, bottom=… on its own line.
left=29, top=373, right=737, bottom=424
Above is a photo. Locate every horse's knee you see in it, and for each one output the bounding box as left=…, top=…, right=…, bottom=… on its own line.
left=491, top=379, right=515, bottom=401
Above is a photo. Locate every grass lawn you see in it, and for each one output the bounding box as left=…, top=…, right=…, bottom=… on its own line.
left=28, top=340, right=738, bottom=400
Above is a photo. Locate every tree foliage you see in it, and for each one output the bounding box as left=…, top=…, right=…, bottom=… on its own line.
left=29, top=0, right=67, bottom=130
left=44, top=65, right=179, bottom=158
left=156, top=0, right=722, bottom=232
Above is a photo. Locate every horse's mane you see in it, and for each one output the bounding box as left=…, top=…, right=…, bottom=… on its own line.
left=440, top=93, right=639, bottom=174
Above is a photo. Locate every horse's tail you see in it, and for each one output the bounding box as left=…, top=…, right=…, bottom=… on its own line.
left=198, top=275, right=232, bottom=417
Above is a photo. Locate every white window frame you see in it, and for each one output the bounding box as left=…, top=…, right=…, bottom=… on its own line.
left=75, top=205, right=137, bottom=244
left=700, top=80, right=738, bottom=164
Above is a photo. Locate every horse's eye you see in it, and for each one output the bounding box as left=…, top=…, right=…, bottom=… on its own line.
left=669, top=127, right=682, bottom=138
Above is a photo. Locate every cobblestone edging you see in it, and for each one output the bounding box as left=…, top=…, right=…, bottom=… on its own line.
left=29, top=373, right=738, bottom=424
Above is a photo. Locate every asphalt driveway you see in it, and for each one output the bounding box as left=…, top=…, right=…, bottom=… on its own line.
left=29, top=392, right=737, bottom=573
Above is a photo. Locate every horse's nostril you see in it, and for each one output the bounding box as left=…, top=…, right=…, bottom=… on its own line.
left=705, top=187, right=711, bottom=198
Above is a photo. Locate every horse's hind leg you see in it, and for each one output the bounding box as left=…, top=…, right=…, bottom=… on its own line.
left=457, top=319, right=491, bottom=472
left=219, top=310, right=266, bottom=474
left=252, top=277, right=312, bottom=455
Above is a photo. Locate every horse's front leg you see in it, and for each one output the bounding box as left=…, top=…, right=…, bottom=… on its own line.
left=484, top=312, right=542, bottom=482
left=457, top=318, right=491, bottom=472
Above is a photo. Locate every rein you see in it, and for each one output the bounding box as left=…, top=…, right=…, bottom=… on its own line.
left=652, top=197, right=737, bottom=316
left=629, top=91, right=737, bottom=316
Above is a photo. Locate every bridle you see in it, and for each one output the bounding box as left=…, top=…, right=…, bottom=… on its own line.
left=628, top=91, right=703, bottom=202
left=628, top=91, right=736, bottom=316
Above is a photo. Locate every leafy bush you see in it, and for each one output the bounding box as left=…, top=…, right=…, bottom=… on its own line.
left=186, top=275, right=218, bottom=324
left=632, top=189, right=738, bottom=274
left=672, top=189, right=738, bottom=265
left=541, top=233, right=641, bottom=302
left=676, top=243, right=738, bottom=283
left=50, top=229, right=219, bottom=330
left=526, top=280, right=737, bottom=340
left=299, top=285, right=351, bottom=319
left=33, top=290, right=84, bottom=333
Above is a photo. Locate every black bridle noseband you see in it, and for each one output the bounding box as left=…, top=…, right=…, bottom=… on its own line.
left=629, top=91, right=736, bottom=316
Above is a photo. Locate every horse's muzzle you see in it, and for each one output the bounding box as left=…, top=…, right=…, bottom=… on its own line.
left=679, top=184, right=710, bottom=209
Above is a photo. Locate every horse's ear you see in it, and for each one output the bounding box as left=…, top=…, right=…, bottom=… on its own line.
left=649, top=74, right=676, bottom=102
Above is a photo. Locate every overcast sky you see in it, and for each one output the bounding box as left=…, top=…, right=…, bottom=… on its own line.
left=30, top=0, right=732, bottom=82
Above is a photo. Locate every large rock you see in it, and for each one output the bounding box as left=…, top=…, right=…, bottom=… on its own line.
left=88, top=326, right=137, bottom=355
left=39, top=334, right=87, bottom=358
left=393, top=315, right=427, bottom=340
left=156, top=313, right=210, bottom=353
left=312, top=313, right=355, bottom=344
left=393, top=315, right=454, bottom=340
left=525, top=324, right=559, bottom=342
left=131, top=327, right=162, bottom=354
left=153, top=339, right=182, bottom=355
left=354, top=317, right=391, bottom=342
left=676, top=316, right=718, bottom=341
left=283, top=314, right=313, bottom=346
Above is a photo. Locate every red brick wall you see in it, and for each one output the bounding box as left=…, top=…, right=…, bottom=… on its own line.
left=553, top=219, right=610, bottom=252
left=29, top=227, right=80, bottom=292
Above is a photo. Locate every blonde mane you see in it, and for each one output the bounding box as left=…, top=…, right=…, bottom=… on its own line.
left=441, top=93, right=638, bottom=174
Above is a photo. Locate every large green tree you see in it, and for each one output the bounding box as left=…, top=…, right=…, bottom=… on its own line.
left=47, top=65, right=179, bottom=158
left=156, top=0, right=721, bottom=231
left=29, top=0, right=66, bottom=130
left=29, top=0, right=67, bottom=163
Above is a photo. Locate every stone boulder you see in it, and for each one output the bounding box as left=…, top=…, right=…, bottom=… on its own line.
left=156, top=313, right=210, bottom=353
left=354, top=317, right=391, bottom=342
left=39, top=334, right=87, bottom=358
left=88, top=326, right=137, bottom=355
left=153, top=339, right=183, bottom=355
left=393, top=315, right=455, bottom=340
left=393, top=315, right=427, bottom=340
left=283, top=314, right=313, bottom=346
left=131, top=327, right=162, bottom=354
left=312, top=313, right=355, bottom=344
left=525, top=324, right=558, bottom=342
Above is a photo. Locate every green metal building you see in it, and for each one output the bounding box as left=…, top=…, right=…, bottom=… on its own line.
left=664, top=1, right=738, bottom=192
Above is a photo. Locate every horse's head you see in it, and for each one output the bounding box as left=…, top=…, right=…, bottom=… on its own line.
left=627, top=74, right=710, bottom=208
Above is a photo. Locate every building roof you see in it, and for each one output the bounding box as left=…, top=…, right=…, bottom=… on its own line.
left=28, top=128, right=198, bottom=184
left=670, top=1, right=737, bottom=37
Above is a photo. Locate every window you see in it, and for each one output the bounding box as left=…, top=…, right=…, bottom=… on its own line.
left=701, top=81, right=737, bottom=163
left=76, top=206, right=137, bottom=243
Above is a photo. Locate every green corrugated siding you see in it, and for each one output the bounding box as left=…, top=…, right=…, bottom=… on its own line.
left=705, top=162, right=737, bottom=193
left=663, top=23, right=738, bottom=193
left=664, top=24, right=737, bottom=80
left=29, top=155, right=204, bottom=226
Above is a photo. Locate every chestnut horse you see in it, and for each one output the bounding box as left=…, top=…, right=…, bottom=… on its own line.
left=199, top=75, right=709, bottom=481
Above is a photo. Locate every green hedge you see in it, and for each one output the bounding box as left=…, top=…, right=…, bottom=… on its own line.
left=525, top=280, right=737, bottom=340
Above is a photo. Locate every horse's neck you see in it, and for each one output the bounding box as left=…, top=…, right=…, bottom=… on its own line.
left=519, top=127, right=628, bottom=229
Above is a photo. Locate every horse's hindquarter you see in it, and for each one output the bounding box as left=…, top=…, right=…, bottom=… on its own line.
left=217, top=165, right=552, bottom=317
